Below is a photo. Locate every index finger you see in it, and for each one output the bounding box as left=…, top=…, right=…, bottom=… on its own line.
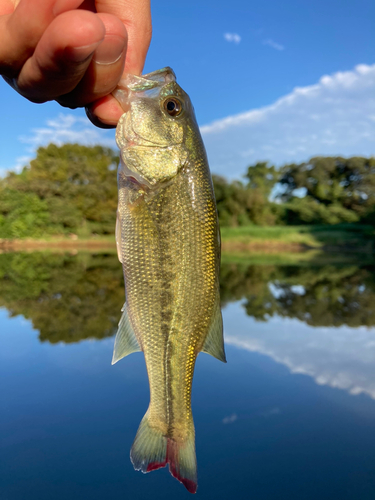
left=0, top=0, right=85, bottom=77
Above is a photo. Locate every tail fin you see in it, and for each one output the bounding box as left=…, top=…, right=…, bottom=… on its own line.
left=130, top=411, right=197, bottom=494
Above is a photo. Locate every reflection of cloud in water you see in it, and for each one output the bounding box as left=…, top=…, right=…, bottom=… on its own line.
left=222, top=413, right=238, bottom=424
left=224, top=302, right=375, bottom=399
left=260, top=407, right=281, bottom=417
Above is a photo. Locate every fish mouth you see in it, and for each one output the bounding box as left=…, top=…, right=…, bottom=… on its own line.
left=133, top=117, right=172, bottom=148
left=112, top=67, right=182, bottom=149
left=112, top=67, right=176, bottom=112
left=114, top=67, right=183, bottom=187
left=114, top=67, right=179, bottom=149
left=122, top=122, right=158, bottom=149
left=120, top=118, right=181, bottom=149
left=114, top=67, right=175, bottom=94
left=116, top=101, right=183, bottom=150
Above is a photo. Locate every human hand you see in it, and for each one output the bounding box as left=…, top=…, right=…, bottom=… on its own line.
left=0, top=0, right=151, bottom=128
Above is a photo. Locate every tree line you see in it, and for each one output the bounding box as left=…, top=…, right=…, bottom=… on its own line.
left=215, top=156, right=375, bottom=226
left=0, top=143, right=374, bottom=238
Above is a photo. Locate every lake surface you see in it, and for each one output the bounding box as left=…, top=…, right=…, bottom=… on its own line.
left=2, top=251, right=375, bottom=499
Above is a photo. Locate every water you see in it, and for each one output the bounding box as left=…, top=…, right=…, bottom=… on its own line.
left=2, top=251, right=375, bottom=499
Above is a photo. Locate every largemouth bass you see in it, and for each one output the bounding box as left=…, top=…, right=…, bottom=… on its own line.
left=112, top=67, right=225, bottom=494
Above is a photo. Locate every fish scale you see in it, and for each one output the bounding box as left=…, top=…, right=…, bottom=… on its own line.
left=112, top=67, right=225, bottom=494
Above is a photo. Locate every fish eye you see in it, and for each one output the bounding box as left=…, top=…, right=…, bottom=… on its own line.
left=163, top=97, right=183, bottom=117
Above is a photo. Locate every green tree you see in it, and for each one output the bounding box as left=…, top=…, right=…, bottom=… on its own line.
left=244, top=162, right=277, bottom=198
left=0, top=188, right=51, bottom=237
left=212, top=162, right=279, bottom=227
left=2, top=143, right=119, bottom=236
left=213, top=175, right=252, bottom=226
left=279, top=156, right=375, bottom=224
left=243, top=162, right=279, bottom=225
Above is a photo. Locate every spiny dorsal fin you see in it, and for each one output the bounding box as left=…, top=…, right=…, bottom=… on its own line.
left=201, top=295, right=226, bottom=363
left=112, top=304, right=141, bottom=364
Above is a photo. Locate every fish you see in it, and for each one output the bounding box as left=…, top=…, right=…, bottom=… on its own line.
left=112, top=67, right=225, bottom=494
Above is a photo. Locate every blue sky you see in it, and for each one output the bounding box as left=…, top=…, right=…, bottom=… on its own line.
left=1, top=0, right=375, bottom=177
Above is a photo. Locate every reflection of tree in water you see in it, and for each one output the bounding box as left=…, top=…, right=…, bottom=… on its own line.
left=221, top=262, right=375, bottom=327
left=0, top=252, right=124, bottom=343
left=220, top=263, right=277, bottom=321
left=1, top=252, right=375, bottom=344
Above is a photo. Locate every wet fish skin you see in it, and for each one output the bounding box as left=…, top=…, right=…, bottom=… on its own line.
left=112, top=67, right=225, bottom=494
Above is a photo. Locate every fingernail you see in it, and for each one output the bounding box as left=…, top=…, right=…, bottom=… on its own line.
left=66, top=41, right=103, bottom=63
left=93, top=35, right=126, bottom=65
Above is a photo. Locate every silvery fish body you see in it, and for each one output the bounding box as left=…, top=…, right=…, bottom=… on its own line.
left=112, top=68, right=225, bottom=494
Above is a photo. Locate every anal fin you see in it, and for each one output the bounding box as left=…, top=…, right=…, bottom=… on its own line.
left=112, top=304, right=141, bottom=364
left=201, top=295, right=226, bottom=363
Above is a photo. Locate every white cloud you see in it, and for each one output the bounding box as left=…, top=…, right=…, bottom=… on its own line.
left=201, top=63, right=375, bottom=177
left=263, top=38, right=285, bottom=51
left=12, top=155, right=32, bottom=173
left=224, top=33, right=241, bottom=44
left=224, top=302, right=375, bottom=400
left=19, top=113, right=116, bottom=154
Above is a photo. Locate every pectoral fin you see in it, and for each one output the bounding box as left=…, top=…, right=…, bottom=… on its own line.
left=112, top=304, right=141, bottom=364
left=201, top=296, right=226, bottom=363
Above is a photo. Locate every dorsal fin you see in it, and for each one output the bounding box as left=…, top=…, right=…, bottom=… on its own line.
left=201, top=295, right=226, bottom=363
left=112, top=304, right=141, bottom=364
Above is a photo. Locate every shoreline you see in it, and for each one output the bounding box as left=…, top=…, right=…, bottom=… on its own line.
left=0, top=236, right=373, bottom=255
left=0, top=237, right=116, bottom=253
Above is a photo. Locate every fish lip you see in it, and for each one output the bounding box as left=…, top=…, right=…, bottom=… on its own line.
left=116, top=67, right=176, bottom=94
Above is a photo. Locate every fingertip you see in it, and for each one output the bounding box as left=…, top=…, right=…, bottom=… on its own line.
left=56, top=9, right=106, bottom=48
left=96, top=12, right=128, bottom=41
left=86, top=95, right=125, bottom=128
